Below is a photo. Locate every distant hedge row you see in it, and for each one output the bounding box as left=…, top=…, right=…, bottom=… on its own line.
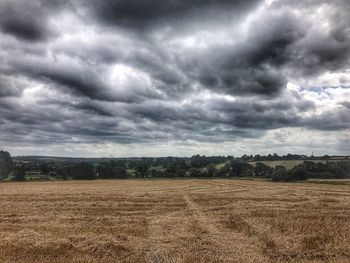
left=2, top=150, right=349, bottom=181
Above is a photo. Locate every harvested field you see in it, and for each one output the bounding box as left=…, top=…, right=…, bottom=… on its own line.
left=248, top=159, right=344, bottom=170
left=0, top=179, right=349, bottom=263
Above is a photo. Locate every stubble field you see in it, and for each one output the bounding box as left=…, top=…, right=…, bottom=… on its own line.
left=0, top=179, right=349, bottom=263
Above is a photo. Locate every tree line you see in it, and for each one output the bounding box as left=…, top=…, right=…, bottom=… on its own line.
left=1, top=150, right=349, bottom=182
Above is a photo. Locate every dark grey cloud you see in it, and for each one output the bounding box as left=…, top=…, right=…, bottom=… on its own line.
left=88, top=0, right=261, bottom=30
left=1, top=18, right=47, bottom=42
left=0, top=0, right=60, bottom=41
left=0, top=0, right=349, bottom=156
left=172, top=9, right=305, bottom=97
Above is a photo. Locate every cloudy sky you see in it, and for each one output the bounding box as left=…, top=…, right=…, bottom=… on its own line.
left=0, top=0, right=349, bottom=157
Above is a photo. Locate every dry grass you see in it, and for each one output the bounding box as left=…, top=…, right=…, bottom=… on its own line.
left=248, top=160, right=305, bottom=170
left=248, top=159, right=344, bottom=170
left=0, top=179, right=349, bottom=262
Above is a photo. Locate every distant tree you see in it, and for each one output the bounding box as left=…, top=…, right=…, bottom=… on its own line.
left=254, top=162, right=274, bottom=178
left=240, top=154, right=250, bottom=162
left=71, top=162, right=96, bottom=180
left=216, top=166, right=229, bottom=177
left=272, top=165, right=288, bottom=181
left=206, top=165, right=218, bottom=177
left=253, top=154, right=262, bottom=161
left=288, top=165, right=307, bottom=181
left=108, top=160, right=128, bottom=178
left=13, top=165, right=26, bottom=181
left=304, top=160, right=350, bottom=179
left=0, top=150, right=13, bottom=180
left=228, top=160, right=253, bottom=177
left=273, top=165, right=307, bottom=182
left=241, top=162, right=254, bottom=177
left=187, top=168, right=203, bottom=177
left=164, top=162, right=177, bottom=178
left=226, top=155, right=234, bottom=161
left=304, top=161, right=318, bottom=172
left=56, top=165, right=70, bottom=180
left=190, top=155, right=208, bottom=168
left=148, top=168, right=162, bottom=178
left=135, top=161, right=150, bottom=178
left=61, top=173, right=68, bottom=181
left=96, top=164, right=114, bottom=179
left=114, top=166, right=128, bottom=178
left=334, top=162, right=348, bottom=179
left=39, top=163, right=49, bottom=175
left=175, top=168, right=186, bottom=177
left=273, top=153, right=280, bottom=160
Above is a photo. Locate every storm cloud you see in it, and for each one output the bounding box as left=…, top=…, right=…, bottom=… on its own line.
left=0, top=0, right=349, bottom=157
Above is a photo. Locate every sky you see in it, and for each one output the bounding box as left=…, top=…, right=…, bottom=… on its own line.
left=0, top=0, right=349, bottom=157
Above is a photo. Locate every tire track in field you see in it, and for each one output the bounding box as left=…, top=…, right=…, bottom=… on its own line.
left=182, top=193, right=269, bottom=262
left=183, top=194, right=220, bottom=235
left=143, top=194, right=189, bottom=262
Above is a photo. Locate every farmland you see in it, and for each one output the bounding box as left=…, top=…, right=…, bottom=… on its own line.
left=248, top=159, right=345, bottom=171
left=0, top=179, right=349, bottom=263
